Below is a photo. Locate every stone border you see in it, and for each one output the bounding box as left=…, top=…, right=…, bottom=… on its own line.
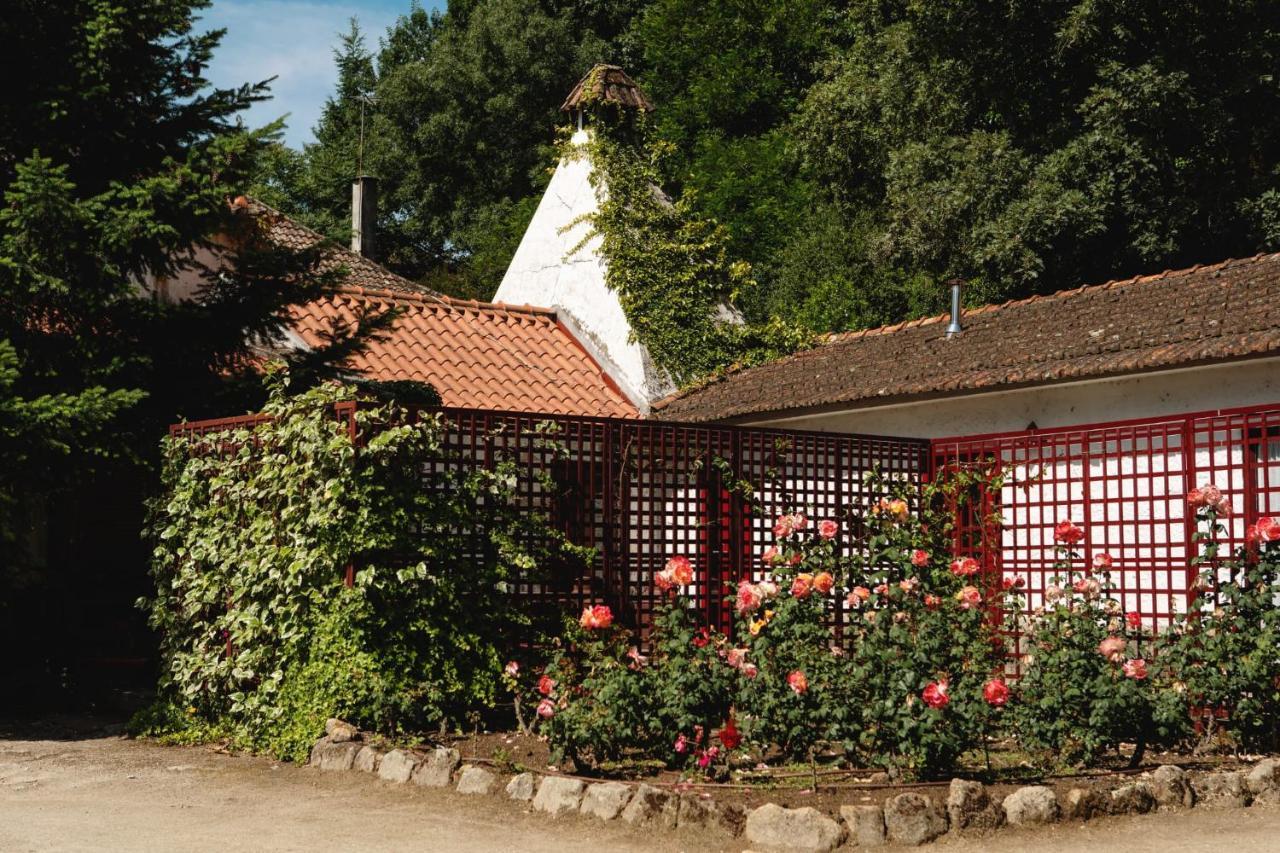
left=309, top=720, right=1280, bottom=852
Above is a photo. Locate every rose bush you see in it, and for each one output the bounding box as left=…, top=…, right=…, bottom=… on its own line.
left=1154, top=492, right=1280, bottom=752
left=1011, top=526, right=1160, bottom=768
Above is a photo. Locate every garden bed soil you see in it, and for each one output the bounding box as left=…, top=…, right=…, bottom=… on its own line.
left=438, top=730, right=1250, bottom=815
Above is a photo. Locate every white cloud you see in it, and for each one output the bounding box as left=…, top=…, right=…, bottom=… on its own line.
left=200, top=0, right=409, bottom=148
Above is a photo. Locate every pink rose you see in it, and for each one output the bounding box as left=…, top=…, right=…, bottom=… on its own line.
left=899, top=577, right=919, bottom=594
left=537, top=674, right=556, bottom=696
left=665, top=555, right=694, bottom=586
left=1092, top=552, right=1113, bottom=570
left=654, top=568, right=676, bottom=593
left=579, top=605, right=613, bottom=630
left=911, top=549, right=929, bottom=568
left=674, top=734, right=688, bottom=754
left=847, top=585, right=871, bottom=606
left=924, top=594, right=941, bottom=610
left=761, top=545, right=782, bottom=565
left=818, top=519, right=839, bottom=540
left=1122, top=658, right=1148, bottom=680
left=536, top=698, right=555, bottom=719
left=791, top=573, right=813, bottom=599
left=504, top=661, right=520, bottom=677
left=1247, top=517, right=1280, bottom=545
left=773, top=514, right=795, bottom=538
left=956, top=585, right=982, bottom=610
left=757, top=580, right=779, bottom=600
left=740, top=662, right=759, bottom=679
left=736, top=580, right=763, bottom=615
left=791, top=513, right=809, bottom=532
left=1098, top=636, right=1127, bottom=662
left=949, top=557, right=980, bottom=577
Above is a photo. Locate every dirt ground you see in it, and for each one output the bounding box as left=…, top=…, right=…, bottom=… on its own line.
left=3, top=718, right=1280, bottom=853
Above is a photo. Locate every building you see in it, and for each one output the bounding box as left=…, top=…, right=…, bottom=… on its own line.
left=654, top=256, right=1280, bottom=437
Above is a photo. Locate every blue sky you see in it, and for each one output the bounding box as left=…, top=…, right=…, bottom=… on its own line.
left=201, top=0, right=442, bottom=149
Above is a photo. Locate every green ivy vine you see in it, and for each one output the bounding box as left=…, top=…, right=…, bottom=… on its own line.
left=134, top=367, right=579, bottom=760
left=570, top=112, right=811, bottom=386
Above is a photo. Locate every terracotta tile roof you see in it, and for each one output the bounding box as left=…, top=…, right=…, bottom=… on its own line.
left=290, top=286, right=638, bottom=418
left=655, top=254, right=1280, bottom=423
left=236, top=196, right=433, bottom=295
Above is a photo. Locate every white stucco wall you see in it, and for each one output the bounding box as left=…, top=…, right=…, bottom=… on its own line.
left=742, top=358, right=1280, bottom=439
left=494, top=129, right=674, bottom=412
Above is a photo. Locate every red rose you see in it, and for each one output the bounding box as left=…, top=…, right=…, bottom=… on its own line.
left=791, top=573, right=813, bottom=599
left=1054, top=519, right=1085, bottom=545
left=924, top=594, right=941, bottom=610
left=654, top=568, right=676, bottom=593
left=537, top=674, right=556, bottom=696
left=1125, top=611, right=1142, bottom=630
left=787, top=670, right=808, bottom=695
left=949, top=557, right=980, bottom=577
left=717, top=716, right=742, bottom=751
left=956, top=585, right=982, bottom=610
left=982, top=678, right=1010, bottom=707
left=911, top=549, right=929, bottom=568
left=818, top=519, right=839, bottom=540
left=922, top=680, right=950, bottom=709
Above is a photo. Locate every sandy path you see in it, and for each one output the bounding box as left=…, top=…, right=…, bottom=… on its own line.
left=2, top=722, right=1278, bottom=852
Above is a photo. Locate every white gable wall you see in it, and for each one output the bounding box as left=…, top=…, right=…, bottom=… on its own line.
left=494, top=130, right=675, bottom=412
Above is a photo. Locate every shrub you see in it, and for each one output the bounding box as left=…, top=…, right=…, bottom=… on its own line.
left=1012, top=524, right=1158, bottom=768
left=1154, top=497, right=1280, bottom=753
left=137, top=370, right=572, bottom=758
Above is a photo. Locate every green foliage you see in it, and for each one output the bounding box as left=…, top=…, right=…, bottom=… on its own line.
left=1154, top=507, right=1280, bottom=753
left=796, top=1, right=1280, bottom=307
left=1012, top=537, right=1159, bottom=769
left=583, top=121, right=812, bottom=384
left=140, top=373, right=567, bottom=759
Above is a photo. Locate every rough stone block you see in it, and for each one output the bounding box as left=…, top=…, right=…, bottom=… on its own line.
left=325, top=718, right=359, bottom=744
left=1002, top=786, right=1058, bottom=826
left=581, top=782, right=633, bottom=821
left=506, top=772, right=536, bottom=802
left=1193, top=771, right=1252, bottom=809
left=883, top=793, right=947, bottom=846
left=839, top=804, right=886, bottom=847
left=621, top=783, right=678, bottom=829
left=313, top=740, right=361, bottom=772
left=353, top=745, right=381, bottom=773
left=744, top=803, right=844, bottom=852
left=377, top=749, right=419, bottom=784
left=1108, top=782, right=1156, bottom=815
left=532, top=776, right=586, bottom=816
left=1246, top=758, right=1280, bottom=795
left=1061, top=788, right=1108, bottom=821
left=1150, top=766, right=1194, bottom=809
left=456, top=765, right=498, bottom=795
left=946, top=779, right=1001, bottom=832
left=411, top=747, right=460, bottom=788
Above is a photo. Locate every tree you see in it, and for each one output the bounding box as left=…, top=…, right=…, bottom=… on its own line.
left=0, top=0, right=365, bottom=705
left=794, top=0, right=1280, bottom=308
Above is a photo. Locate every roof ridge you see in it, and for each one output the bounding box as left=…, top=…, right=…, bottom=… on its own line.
left=331, top=284, right=557, bottom=318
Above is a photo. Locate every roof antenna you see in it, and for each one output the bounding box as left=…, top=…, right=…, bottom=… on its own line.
left=944, top=278, right=965, bottom=338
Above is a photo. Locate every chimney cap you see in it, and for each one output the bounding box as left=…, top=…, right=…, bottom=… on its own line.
left=561, top=64, right=654, bottom=113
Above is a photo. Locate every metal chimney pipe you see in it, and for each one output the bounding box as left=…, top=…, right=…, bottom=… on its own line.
left=351, top=175, right=378, bottom=257
left=944, top=278, right=964, bottom=338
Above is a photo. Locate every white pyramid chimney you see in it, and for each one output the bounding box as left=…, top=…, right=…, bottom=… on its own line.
left=494, top=66, right=673, bottom=412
